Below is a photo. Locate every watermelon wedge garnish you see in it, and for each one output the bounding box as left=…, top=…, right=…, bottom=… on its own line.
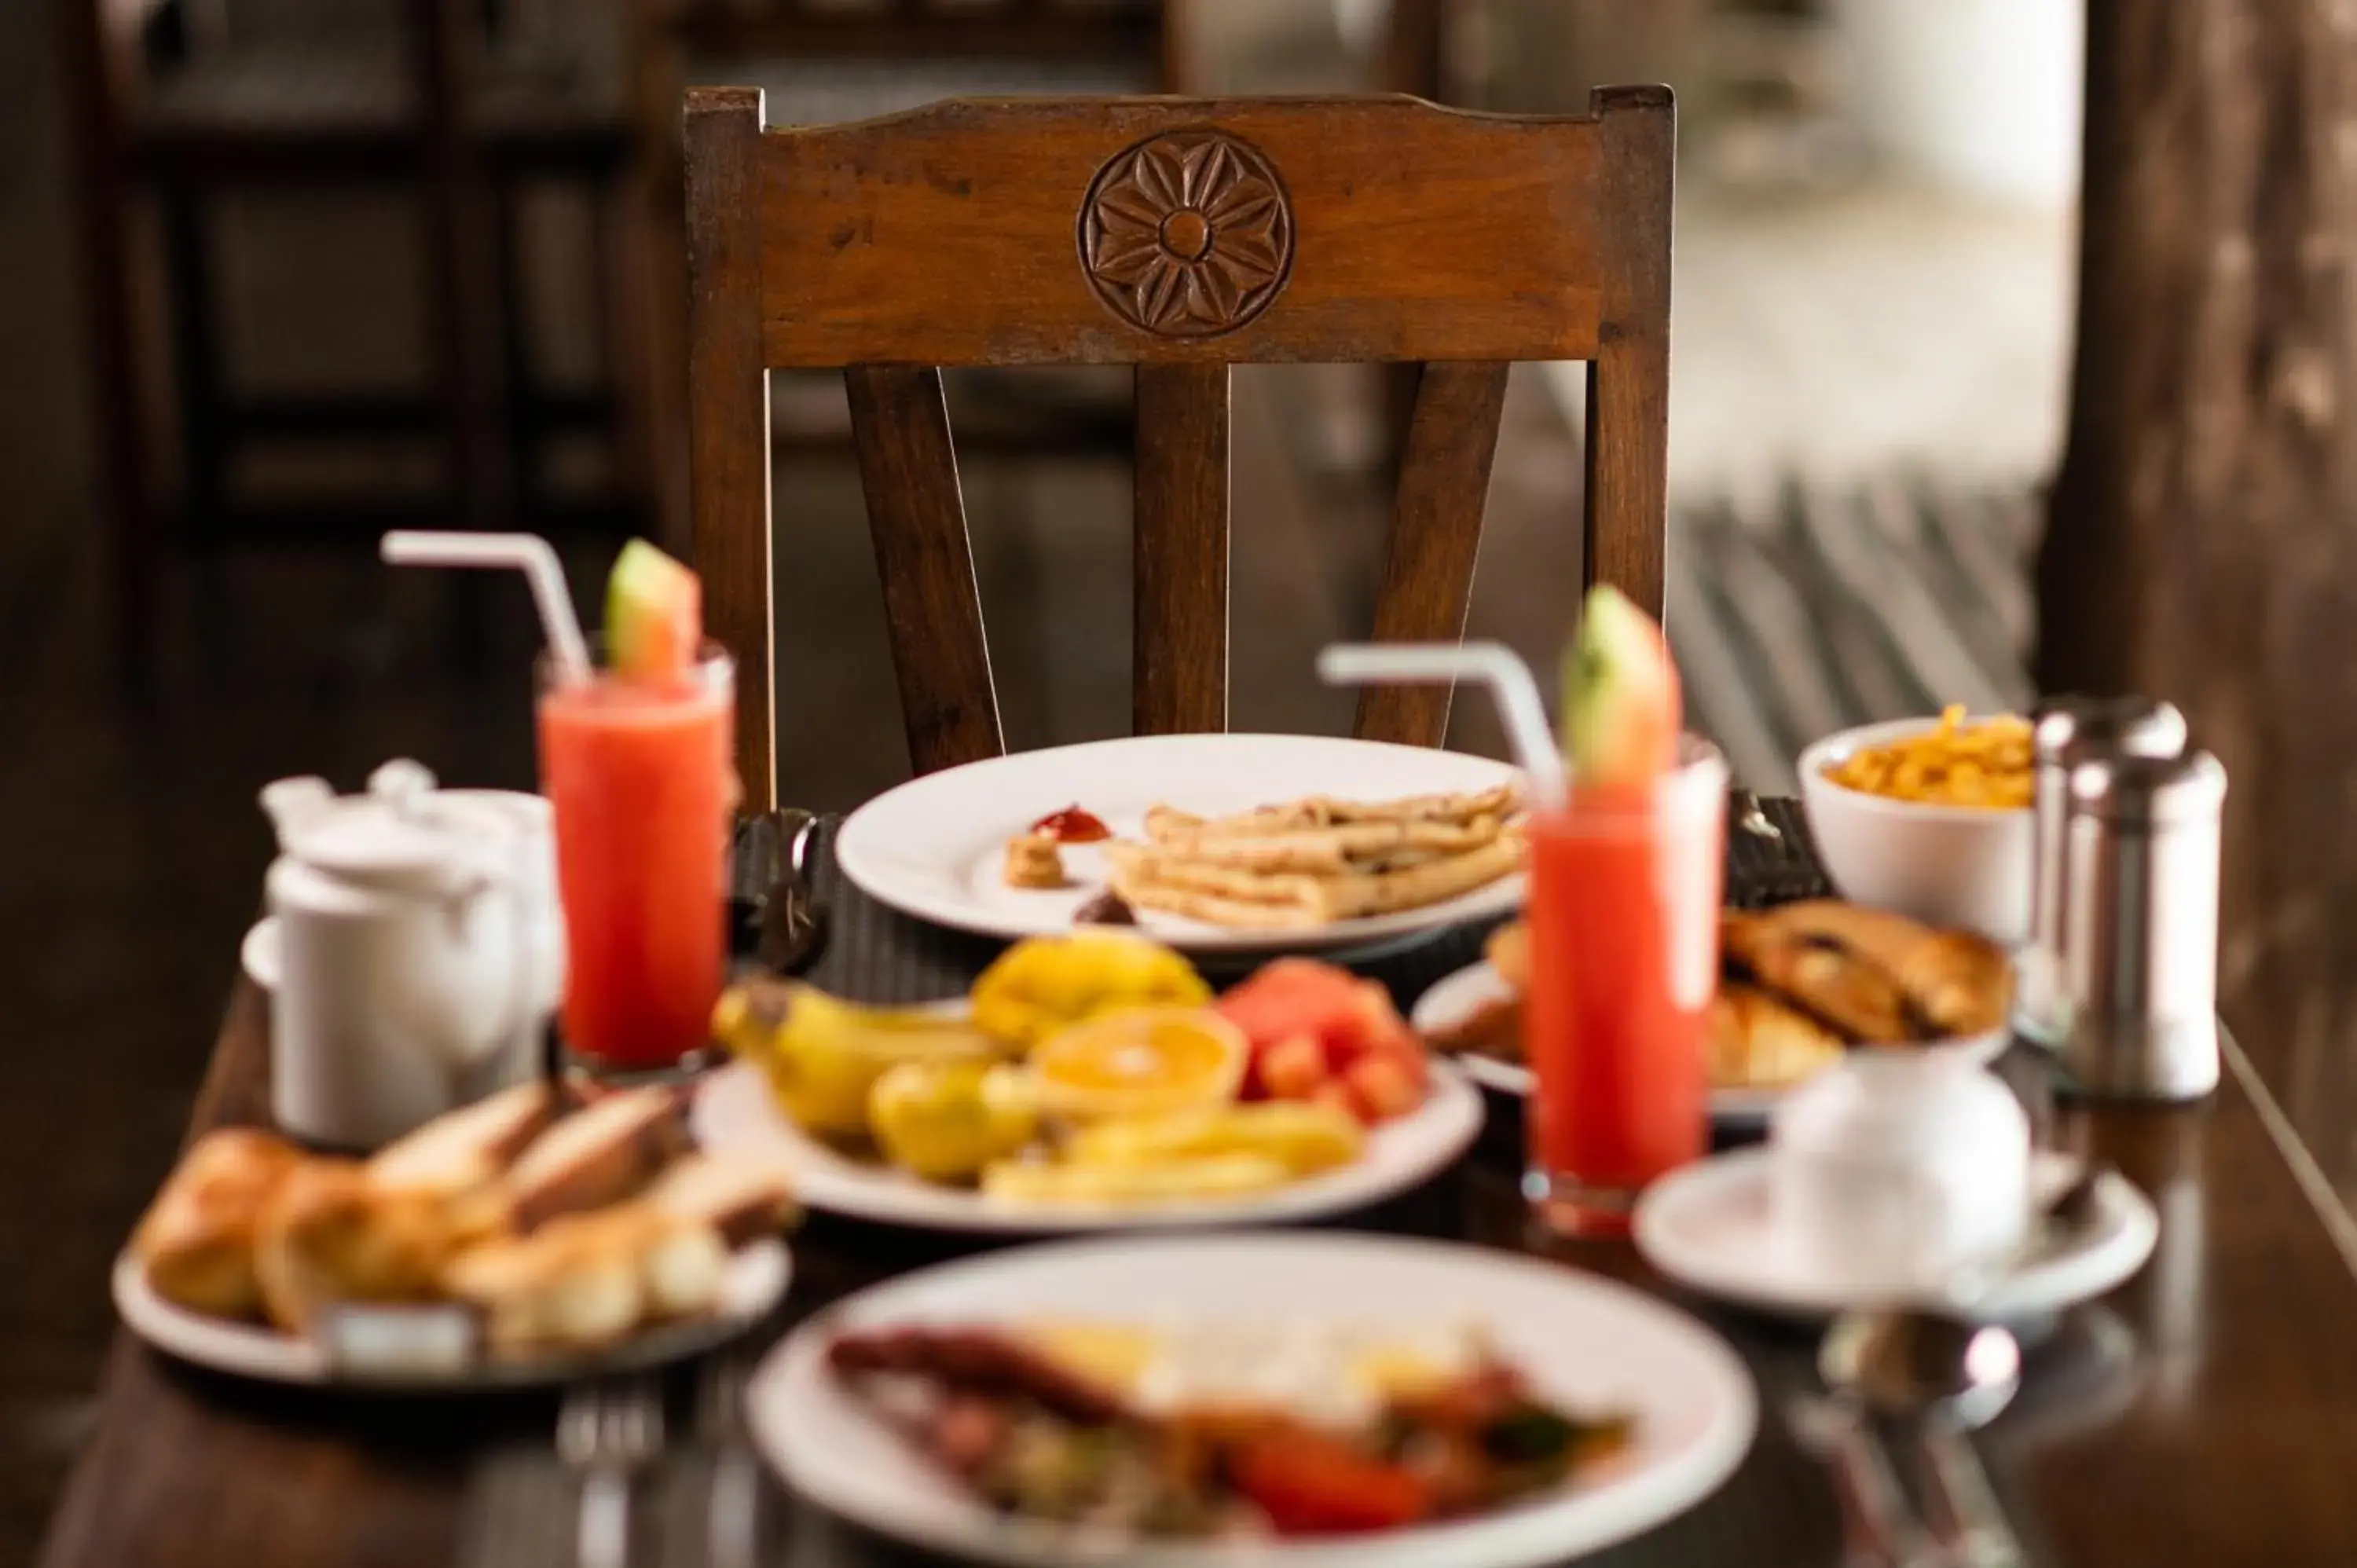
left=606, top=539, right=701, bottom=681
left=1562, top=584, right=1681, bottom=789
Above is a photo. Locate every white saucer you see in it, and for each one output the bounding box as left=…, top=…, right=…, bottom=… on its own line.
left=240, top=918, right=282, bottom=991
left=1633, top=1149, right=2158, bottom=1322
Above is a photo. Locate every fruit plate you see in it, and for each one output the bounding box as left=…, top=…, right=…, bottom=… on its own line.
left=749, top=1232, right=1756, bottom=1568
left=691, top=1059, right=1485, bottom=1235
left=111, top=1240, right=790, bottom=1390
left=1410, top=960, right=2010, bottom=1128
left=832, top=734, right=1526, bottom=955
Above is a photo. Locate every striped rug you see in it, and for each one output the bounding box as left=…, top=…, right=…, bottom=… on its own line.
left=1668, top=474, right=2040, bottom=796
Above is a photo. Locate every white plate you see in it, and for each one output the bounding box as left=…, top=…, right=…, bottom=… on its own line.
left=750, top=1232, right=1756, bottom=1568
left=1411, top=961, right=2009, bottom=1127
left=693, top=1058, right=1485, bottom=1234
left=834, top=734, right=1526, bottom=954
left=112, top=1240, right=791, bottom=1390
left=1633, top=1149, right=2157, bottom=1322
left=241, top=918, right=282, bottom=991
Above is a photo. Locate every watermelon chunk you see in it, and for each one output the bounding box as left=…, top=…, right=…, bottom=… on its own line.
left=606, top=539, right=702, bottom=680
left=1215, top=961, right=1428, bottom=1123
left=1562, top=584, right=1681, bottom=790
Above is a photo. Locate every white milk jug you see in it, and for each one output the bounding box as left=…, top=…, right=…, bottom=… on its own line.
left=260, top=760, right=563, bottom=1148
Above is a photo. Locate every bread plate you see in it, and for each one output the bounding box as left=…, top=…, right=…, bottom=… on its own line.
left=1411, top=960, right=2007, bottom=1128
left=112, top=1239, right=789, bottom=1390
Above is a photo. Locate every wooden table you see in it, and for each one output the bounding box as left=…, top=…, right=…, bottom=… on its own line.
left=41, top=975, right=2357, bottom=1568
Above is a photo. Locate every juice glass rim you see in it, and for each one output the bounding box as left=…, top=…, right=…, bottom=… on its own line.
left=536, top=637, right=735, bottom=694
left=1538, top=735, right=1728, bottom=828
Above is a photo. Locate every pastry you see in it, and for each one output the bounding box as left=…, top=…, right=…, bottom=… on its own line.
left=499, top=1086, right=686, bottom=1233
left=1423, top=994, right=1522, bottom=1062
left=1754, top=900, right=2011, bottom=1038
left=1706, top=984, right=1847, bottom=1088
left=369, top=1080, right=565, bottom=1206
left=252, top=1161, right=454, bottom=1332
left=133, top=1127, right=306, bottom=1319
left=1720, top=908, right=1913, bottom=1042
left=1002, top=831, right=1066, bottom=890
left=640, top=1152, right=799, bottom=1247
left=444, top=1203, right=728, bottom=1355
left=1485, top=921, right=1529, bottom=991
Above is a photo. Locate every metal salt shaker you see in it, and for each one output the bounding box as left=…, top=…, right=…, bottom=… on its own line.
left=2056, top=749, right=2228, bottom=1101
left=2015, top=698, right=2188, bottom=1042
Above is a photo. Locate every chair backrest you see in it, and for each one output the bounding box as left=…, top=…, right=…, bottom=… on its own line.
left=683, top=89, right=1673, bottom=811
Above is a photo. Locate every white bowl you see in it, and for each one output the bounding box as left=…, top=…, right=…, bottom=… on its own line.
left=1796, top=716, right=2033, bottom=947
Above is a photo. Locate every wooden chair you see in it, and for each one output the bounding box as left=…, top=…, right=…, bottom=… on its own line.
left=681, top=89, right=1673, bottom=811
left=66, top=0, right=658, bottom=687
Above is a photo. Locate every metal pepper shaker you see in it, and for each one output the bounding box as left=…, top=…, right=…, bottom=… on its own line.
left=2015, top=698, right=2188, bottom=1042
left=2056, top=749, right=2227, bottom=1102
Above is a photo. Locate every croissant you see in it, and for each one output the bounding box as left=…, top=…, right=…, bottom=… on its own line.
left=133, top=1127, right=306, bottom=1319
left=251, top=1161, right=454, bottom=1332
left=1707, top=984, right=1847, bottom=1087
left=1720, top=909, right=1913, bottom=1043
left=1759, top=901, right=2011, bottom=1039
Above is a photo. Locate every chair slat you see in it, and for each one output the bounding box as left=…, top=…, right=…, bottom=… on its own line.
left=684, top=86, right=779, bottom=811
left=845, top=365, right=1005, bottom=773
left=1354, top=360, right=1510, bottom=749
left=1132, top=362, right=1230, bottom=735
left=1581, top=86, right=1674, bottom=622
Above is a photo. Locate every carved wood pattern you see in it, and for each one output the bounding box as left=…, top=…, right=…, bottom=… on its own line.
left=1077, top=130, right=1294, bottom=338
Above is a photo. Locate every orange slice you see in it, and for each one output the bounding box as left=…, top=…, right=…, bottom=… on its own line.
left=1028, top=1007, right=1248, bottom=1123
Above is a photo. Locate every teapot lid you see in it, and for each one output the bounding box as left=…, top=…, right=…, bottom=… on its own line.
left=264, top=760, right=515, bottom=892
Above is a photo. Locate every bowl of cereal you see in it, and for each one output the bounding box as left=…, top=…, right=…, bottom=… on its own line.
left=1797, top=709, right=2034, bottom=947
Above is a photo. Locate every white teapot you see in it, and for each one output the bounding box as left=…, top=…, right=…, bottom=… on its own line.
left=260, top=760, right=564, bottom=1149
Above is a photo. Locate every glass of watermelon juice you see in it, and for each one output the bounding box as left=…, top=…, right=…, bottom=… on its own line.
left=537, top=544, right=735, bottom=1073
left=1522, top=735, right=1727, bottom=1237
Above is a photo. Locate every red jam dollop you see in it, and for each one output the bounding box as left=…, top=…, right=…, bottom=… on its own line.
left=1029, top=804, right=1112, bottom=844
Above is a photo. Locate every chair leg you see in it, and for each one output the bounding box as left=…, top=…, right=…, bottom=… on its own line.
left=81, top=183, right=160, bottom=704
left=160, top=187, right=234, bottom=683
left=493, top=174, right=540, bottom=533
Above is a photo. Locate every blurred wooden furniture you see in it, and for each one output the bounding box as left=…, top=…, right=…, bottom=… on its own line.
left=64, top=0, right=656, bottom=690
left=659, top=0, right=1178, bottom=82
left=627, top=0, right=1182, bottom=497
left=681, top=88, right=1675, bottom=806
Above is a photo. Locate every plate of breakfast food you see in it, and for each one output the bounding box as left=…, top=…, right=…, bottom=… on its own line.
left=115, top=1082, right=798, bottom=1387
left=695, top=933, right=1484, bottom=1233
left=1415, top=899, right=2012, bottom=1123
left=832, top=734, right=1526, bottom=954
left=748, top=1230, right=1754, bottom=1568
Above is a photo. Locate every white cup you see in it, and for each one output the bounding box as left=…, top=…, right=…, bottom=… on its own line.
left=1769, top=1053, right=2032, bottom=1299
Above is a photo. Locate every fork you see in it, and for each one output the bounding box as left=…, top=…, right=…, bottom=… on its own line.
left=556, top=1376, right=666, bottom=1568
left=698, top=1349, right=765, bottom=1568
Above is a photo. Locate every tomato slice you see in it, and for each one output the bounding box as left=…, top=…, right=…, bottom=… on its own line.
left=1229, top=1431, right=1430, bottom=1535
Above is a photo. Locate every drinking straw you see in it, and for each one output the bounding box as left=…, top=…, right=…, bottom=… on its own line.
left=1317, top=641, right=1567, bottom=810
left=379, top=531, right=591, bottom=684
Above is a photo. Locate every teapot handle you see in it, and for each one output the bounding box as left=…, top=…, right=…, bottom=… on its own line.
left=441, top=846, right=539, bottom=1068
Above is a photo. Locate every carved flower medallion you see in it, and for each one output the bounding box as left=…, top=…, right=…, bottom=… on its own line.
left=1078, top=130, right=1295, bottom=339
